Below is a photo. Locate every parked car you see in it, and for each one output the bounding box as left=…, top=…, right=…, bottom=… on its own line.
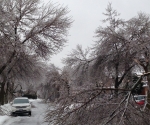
left=134, top=95, right=146, bottom=105
left=11, top=97, right=31, bottom=116
left=22, top=94, right=37, bottom=99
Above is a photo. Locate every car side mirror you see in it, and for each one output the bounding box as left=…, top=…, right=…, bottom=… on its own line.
left=10, top=102, right=13, bottom=105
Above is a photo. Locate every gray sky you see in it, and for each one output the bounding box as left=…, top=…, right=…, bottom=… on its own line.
left=43, top=0, right=150, bottom=68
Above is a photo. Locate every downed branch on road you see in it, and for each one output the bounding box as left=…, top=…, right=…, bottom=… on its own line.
left=45, top=73, right=150, bottom=125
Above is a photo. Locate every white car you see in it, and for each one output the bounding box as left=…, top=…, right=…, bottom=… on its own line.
left=11, top=97, right=31, bottom=116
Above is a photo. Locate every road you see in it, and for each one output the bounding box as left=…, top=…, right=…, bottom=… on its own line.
left=3, top=99, right=50, bottom=125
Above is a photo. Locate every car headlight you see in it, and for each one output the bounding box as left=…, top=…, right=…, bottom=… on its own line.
left=26, top=105, right=31, bottom=108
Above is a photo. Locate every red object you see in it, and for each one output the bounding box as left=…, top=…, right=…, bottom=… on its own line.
left=136, top=100, right=145, bottom=105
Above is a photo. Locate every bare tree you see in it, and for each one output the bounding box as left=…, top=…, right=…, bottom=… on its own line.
left=93, top=3, right=137, bottom=94
left=0, top=0, right=72, bottom=104
left=63, top=45, right=94, bottom=86
left=0, top=0, right=72, bottom=74
left=39, top=64, right=71, bottom=102
left=0, top=53, right=44, bottom=104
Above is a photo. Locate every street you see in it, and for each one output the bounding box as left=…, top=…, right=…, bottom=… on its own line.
left=2, top=99, right=49, bottom=125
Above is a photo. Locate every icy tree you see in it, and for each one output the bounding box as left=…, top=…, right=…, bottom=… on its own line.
left=46, top=4, right=150, bottom=125
left=0, top=0, right=72, bottom=104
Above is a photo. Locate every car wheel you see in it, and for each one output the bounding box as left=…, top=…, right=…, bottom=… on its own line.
left=11, top=113, right=17, bottom=117
left=29, top=111, right=31, bottom=116
left=10, top=112, right=14, bottom=116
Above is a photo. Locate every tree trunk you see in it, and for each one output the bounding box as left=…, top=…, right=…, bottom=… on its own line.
left=0, top=50, right=16, bottom=75
left=143, top=65, right=150, bottom=109
left=5, top=82, right=9, bottom=103
left=0, top=83, right=5, bottom=105
left=115, top=77, right=119, bottom=96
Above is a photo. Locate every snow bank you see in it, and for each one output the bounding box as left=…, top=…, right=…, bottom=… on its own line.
left=0, top=116, right=9, bottom=125
left=0, top=103, right=11, bottom=125
left=1, top=104, right=11, bottom=115
left=29, top=98, right=43, bottom=102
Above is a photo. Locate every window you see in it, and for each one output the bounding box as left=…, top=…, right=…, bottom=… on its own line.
left=14, top=99, right=29, bottom=104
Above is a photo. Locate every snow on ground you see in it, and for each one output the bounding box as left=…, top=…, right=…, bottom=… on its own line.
left=1, top=103, right=11, bottom=115
left=0, top=98, right=52, bottom=125
left=0, top=116, right=9, bottom=125
left=0, top=103, right=11, bottom=125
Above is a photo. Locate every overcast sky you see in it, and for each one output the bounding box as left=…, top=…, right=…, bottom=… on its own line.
left=43, top=0, right=150, bottom=68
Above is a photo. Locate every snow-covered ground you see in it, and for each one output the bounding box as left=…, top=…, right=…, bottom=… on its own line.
left=0, top=99, right=51, bottom=125
left=0, top=116, right=9, bottom=125
left=0, top=102, right=12, bottom=125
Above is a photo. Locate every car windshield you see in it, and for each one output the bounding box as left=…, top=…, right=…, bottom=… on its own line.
left=13, top=99, right=29, bottom=104
left=134, top=96, right=145, bottom=101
